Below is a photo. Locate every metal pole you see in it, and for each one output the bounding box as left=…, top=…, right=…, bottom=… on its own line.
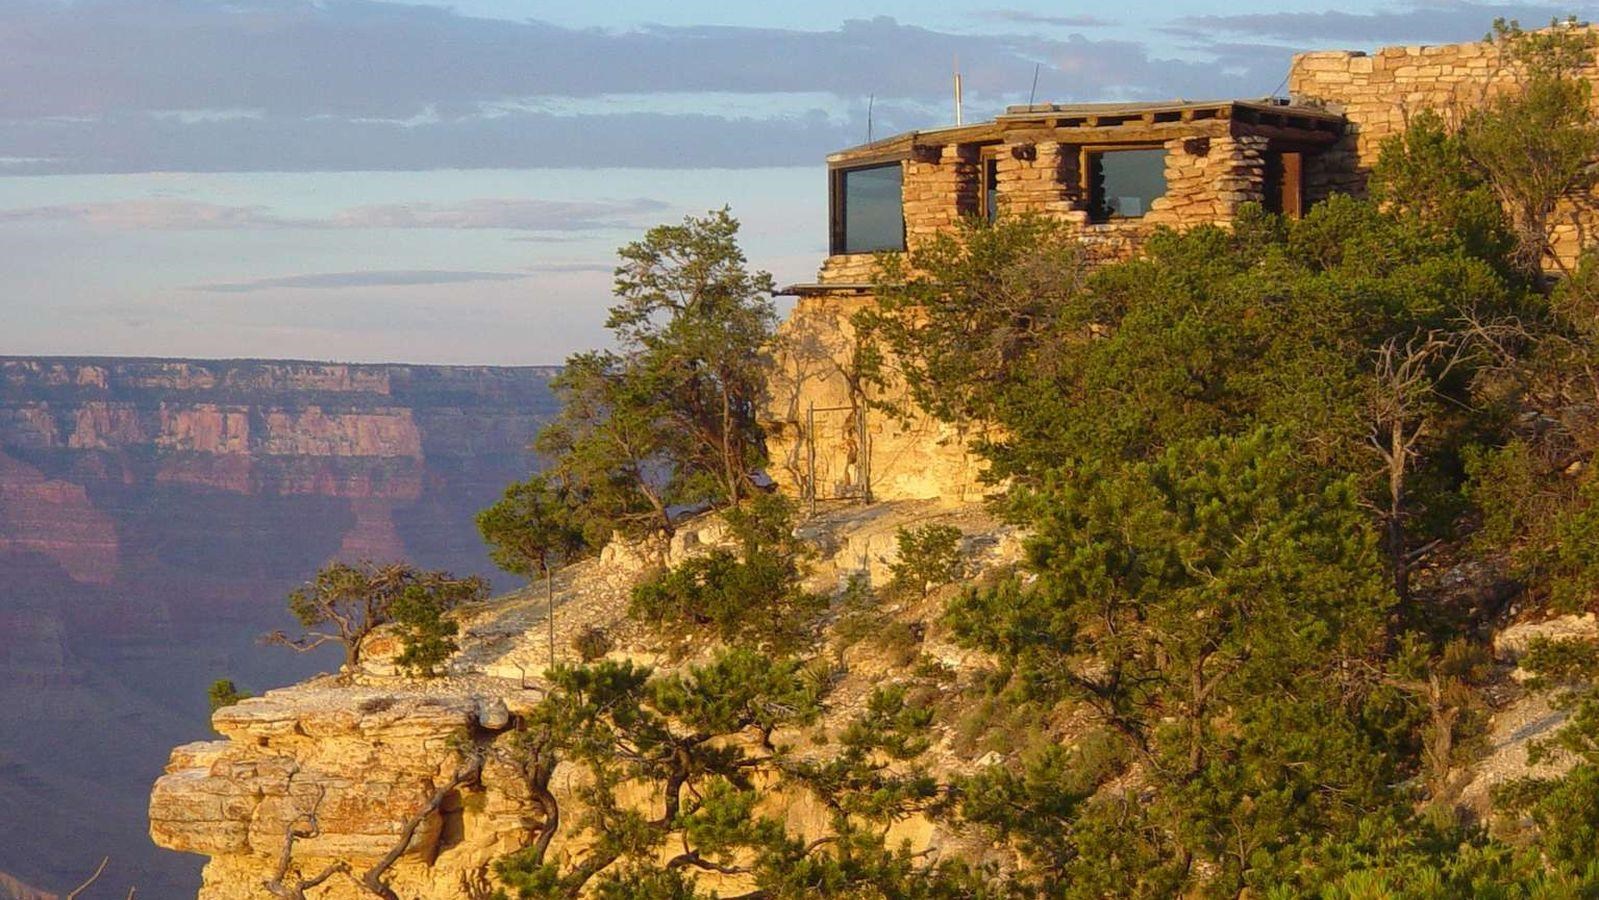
left=807, top=400, right=817, bottom=517
left=546, top=567, right=555, bottom=671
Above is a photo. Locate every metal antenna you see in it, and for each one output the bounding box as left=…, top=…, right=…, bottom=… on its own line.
left=953, top=57, right=964, bottom=125
left=1028, top=63, right=1041, bottom=108
left=867, top=94, right=874, bottom=143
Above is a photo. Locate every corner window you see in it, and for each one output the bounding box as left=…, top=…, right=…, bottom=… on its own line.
left=1085, top=147, right=1167, bottom=222
left=831, top=163, right=904, bottom=254
left=983, top=156, right=1000, bottom=223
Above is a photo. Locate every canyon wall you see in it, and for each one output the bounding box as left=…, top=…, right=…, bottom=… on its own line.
left=0, top=357, right=560, bottom=898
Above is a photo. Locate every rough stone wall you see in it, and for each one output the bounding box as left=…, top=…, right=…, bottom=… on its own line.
left=796, top=130, right=1277, bottom=499
left=764, top=293, right=989, bottom=504
left=818, top=251, right=884, bottom=284
left=904, top=144, right=981, bottom=249
left=995, top=140, right=1081, bottom=217
left=1290, top=36, right=1599, bottom=266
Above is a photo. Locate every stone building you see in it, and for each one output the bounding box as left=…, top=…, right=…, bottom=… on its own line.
left=765, top=32, right=1599, bottom=506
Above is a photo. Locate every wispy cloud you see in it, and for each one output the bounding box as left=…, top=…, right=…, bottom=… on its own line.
left=191, top=270, right=531, bottom=293
left=974, top=10, right=1114, bottom=28
left=1169, top=2, right=1571, bottom=43
left=0, top=199, right=294, bottom=229
left=330, top=198, right=669, bottom=230
left=0, top=197, right=667, bottom=231
left=0, top=2, right=1294, bottom=174
left=524, top=262, right=617, bottom=274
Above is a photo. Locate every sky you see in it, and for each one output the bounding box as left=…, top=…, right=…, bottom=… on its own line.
left=0, top=0, right=1585, bottom=365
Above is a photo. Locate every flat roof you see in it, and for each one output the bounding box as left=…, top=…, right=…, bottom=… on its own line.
left=829, top=97, right=1344, bottom=163
left=999, top=98, right=1344, bottom=123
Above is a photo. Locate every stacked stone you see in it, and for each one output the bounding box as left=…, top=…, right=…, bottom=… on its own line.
left=903, top=144, right=981, bottom=253
left=1290, top=33, right=1599, bottom=268
left=818, top=252, right=886, bottom=284
left=995, top=141, right=1085, bottom=220
left=1143, top=133, right=1265, bottom=226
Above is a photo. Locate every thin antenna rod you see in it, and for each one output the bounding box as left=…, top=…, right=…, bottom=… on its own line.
left=953, top=54, right=964, bottom=126
left=1028, top=63, right=1041, bottom=107
left=867, top=94, right=874, bottom=143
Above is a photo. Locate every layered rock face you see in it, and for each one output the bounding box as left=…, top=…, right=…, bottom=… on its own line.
left=152, top=688, right=536, bottom=900
left=0, top=357, right=559, bottom=898
left=149, top=501, right=1017, bottom=900
left=764, top=293, right=989, bottom=504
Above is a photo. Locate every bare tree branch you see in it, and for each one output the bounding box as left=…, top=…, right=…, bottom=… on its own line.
left=64, top=857, right=108, bottom=900
left=357, top=752, right=485, bottom=900
left=263, top=786, right=350, bottom=900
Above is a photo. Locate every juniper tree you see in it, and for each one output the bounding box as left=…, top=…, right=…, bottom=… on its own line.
left=491, top=650, right=985, bottom=899
left=266, top=561, right=486, bottom=673
left=948, top=429, right=1400, bottom=895
left=538, top=209, right=777, bottom=537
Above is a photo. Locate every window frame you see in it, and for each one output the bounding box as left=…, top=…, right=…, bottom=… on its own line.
left=1263, top=149, right=1305, bottom=219
left=829, top=159, right=908, bottom=256
left=980, top=147, right=1002, bottom=223
left=1079, top=143, right=1169, bottom=224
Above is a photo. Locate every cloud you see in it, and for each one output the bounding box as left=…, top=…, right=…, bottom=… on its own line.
left=0, top=200, right=295, bottom=229
left=191, top=270, right=531, bottom=293
left=1169, top=2, right=1572, bottom=44
left=0, top=2, right=1292, bottom=173
left=974, top=10, right=1113, bottom=28
left=524, top=262, right=617, bottom=274
left=330, top=198, right=669, bottom=230
left=0, top=198, right=667, bottom=231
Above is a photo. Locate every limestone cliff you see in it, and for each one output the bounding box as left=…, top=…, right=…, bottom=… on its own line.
left=148, top=501, right=1020, bottom=899
left=0, top=357, right=560, bottom=898
left=764, top=293, right=989, bottom=505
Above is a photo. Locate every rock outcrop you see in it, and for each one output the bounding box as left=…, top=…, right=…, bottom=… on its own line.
left=764, top=293, right=989, bottom=504
left=149, top=501, right=1018, bottom=899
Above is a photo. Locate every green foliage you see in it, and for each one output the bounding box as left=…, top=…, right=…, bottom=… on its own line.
left=266, top=561, right=487, bottom=672
left=629, top=494, right=825, bottom=650
left=391, top=582, right=464, bottom=677
left=1464, top=18, right=1599, bottom=274
left=1369, top=108, right=1515, bottom=267
left=947, top=429, right=1402, bottom=894
left=476, top=473, right=591, bottom=578
left=489, top=649, right=985, bottom=898
left=867, top=198, right=1518, bottom=514
left=887, top=523, right=965, bottom=598
left=206, top=678, right=249, bottom=713
left=536, top=209, right=777, bottom=538
left=856, top=214, right=1089, bottom=426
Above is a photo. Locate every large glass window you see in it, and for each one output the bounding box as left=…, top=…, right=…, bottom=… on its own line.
left=833, top=163, right=904, bottom=254
left=1086, top=147, right=1167, bottom=222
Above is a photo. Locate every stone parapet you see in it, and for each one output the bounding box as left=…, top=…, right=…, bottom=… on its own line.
left=1289, top=32, right=1599, bottom=267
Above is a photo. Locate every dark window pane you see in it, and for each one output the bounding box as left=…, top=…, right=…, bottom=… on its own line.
left=1093, top=148, right=1167, bottom=220
left=841, top=163, right=904, bottom=253
left=985, top=158, right=999, bottom=222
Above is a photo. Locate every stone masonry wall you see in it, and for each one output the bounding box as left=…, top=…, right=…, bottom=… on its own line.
left=817, top=123, right=1278, bottom=283
left=1290, top=35, right=1599, bottom=266
left=804, top=126, right=1282, bottom=499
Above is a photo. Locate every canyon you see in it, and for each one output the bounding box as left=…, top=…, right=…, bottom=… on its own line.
left=0, top=357, right=560, bottom=898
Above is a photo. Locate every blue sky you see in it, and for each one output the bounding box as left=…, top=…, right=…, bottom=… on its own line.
left=0, top=0, right=1582, bottom=364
